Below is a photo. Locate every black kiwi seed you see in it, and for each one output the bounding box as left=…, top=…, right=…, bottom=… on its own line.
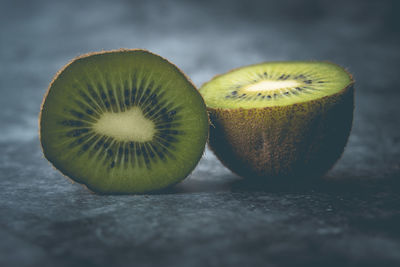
left=61, top=120, right=85, bottom=127
left=87, top=85, right=100, bottom=103
left=159, top=139, right=171, bottom=148
left=136, top=145, right=142, bottom=156
left=257, top=93, right=262, bottom=96
left=135, top=147, right=142, bottom=167
left=73, top=100, right=88, bottom=112
left=143, top=106, right=151, bottom=114
left=103, top=141, right=109, bottom=149
left=160, top=129, right=172, bottom=135
left=156, top=145, right=166, bottom=159
left=77, top=136, right=87, bottom=144
left=150, top=94, right=158, bottom=104
left=146, top=148, right=154, bottom=159
left=147, top=109, right=155, bottom=116
left=70, top=110, right=85, bottom=119
left=156, top=123, right=171, bottom=129
left=164, top=135, right=178, bottom=143
left=131, top=88, right=137, bottom=102
left=82, top=143, right=90, bottom=151
left=163, top=116, right=173, bottom=123
left=296, top=87, right=302, bottom=91
left=78, top=90, right=90, bottom=102
left=231, top=91, right=238, bottom=95
left=136, top=84, right=144, bottom=98
left=108, top=89, right=117, bottom=105
left=304, top=80, right=312, bottom=84
left=95, top=138, right=104, bottom=150
left=153, top=146, right=166, bottom=161
left=86, top=84, right=95, bottom=97
left=267, top=95, right=271, bottom=99
left=284, top=92, right=289, bottom=95
left=124, top=88, right=130, bottom=97
left=146, top=144, right=156, bottom=159
left=146, top=81, right=154, bottom=91
left=108, top=89, right=114, bottom=97
left=67, top=128, right=89, bottom=137
left=143, top=92, right=153, bottom=104
left=141, top=147, right=150, bottom=168
left=130, top=146, right=136, bottom=158
left=110, top=161, right=115, bottom=168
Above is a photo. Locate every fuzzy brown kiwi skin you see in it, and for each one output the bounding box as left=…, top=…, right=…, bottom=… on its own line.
left=38, top=48, right=209, bottom=194
left=204, top=66, right=355, bottom=180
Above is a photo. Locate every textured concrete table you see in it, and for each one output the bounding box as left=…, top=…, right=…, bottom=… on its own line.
left=1, top=1, right=399, bottom=266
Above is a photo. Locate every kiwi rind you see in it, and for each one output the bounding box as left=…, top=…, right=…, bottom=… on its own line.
left=39, top=49, right=209, bottom=194
left=200, top=62, right=354, bottom=180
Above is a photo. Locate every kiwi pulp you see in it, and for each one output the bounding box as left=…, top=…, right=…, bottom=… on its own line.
left=40, top=49, right=209, bottom=194
left=200, top=61, right=354, bottom=179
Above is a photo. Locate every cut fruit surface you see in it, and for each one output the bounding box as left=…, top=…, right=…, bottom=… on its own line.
left=40, top=49, right=208, bottom=194
left=200, top=61, right=352, bottom=109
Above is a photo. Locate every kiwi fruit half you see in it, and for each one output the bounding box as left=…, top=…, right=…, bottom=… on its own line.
left=200, top=61, right=354, bottom=179
left=40, top=49, right=208, bottom=194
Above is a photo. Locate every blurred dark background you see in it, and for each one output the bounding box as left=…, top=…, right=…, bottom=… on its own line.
left=0, top=0, right=399, bottom=266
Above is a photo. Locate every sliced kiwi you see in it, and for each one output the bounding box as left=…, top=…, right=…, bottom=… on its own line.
left=200, top=61, right=354, bottom=179
left=40, top=49, right=208, bottom=194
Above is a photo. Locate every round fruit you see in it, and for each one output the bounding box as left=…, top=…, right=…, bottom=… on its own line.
left=40, top=49, right=209, bottom=194
left=200, top=61, right=354, bottom=179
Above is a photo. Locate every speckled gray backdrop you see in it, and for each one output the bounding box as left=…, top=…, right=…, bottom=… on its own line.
left=1, top=0, right=399, bottom=266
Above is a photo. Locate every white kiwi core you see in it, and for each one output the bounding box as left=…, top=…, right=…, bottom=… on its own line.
left=93, top=107, right=155, bottom=141
left=243, top=80, right=301, bottom=92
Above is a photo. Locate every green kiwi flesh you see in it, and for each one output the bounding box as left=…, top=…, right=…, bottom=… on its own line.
left=200, top=61, right=354, bottom=179
left=40, top=49, right=209, bottom=194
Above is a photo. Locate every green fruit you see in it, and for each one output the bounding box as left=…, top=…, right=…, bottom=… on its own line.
left=200, top=61, right=354, bottom=179
left=40, top=49, right=209, bottom=194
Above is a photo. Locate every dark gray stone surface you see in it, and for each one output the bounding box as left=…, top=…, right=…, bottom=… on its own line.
left=1, top=0, right=399, bottom=266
